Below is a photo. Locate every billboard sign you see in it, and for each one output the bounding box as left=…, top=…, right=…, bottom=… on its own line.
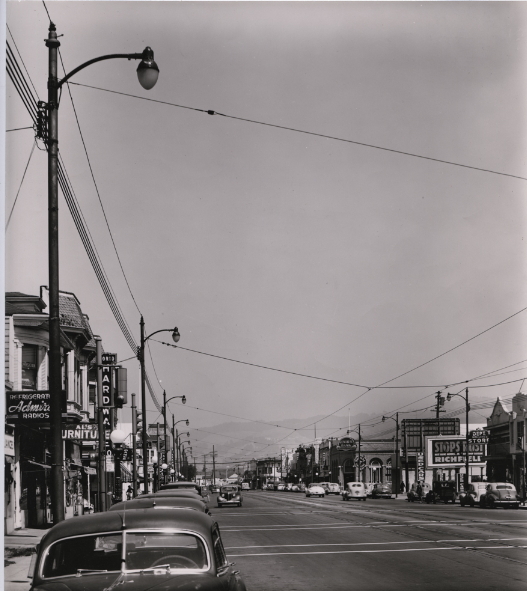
left=426, top=436, right=486, bottom=468
left=6, top=390, right=51, bottom=423
left=62, top=423, right=105, bottom=441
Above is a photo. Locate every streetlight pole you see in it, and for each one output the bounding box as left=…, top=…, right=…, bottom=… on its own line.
left=382, top=413, right=400, bottom=498
left=137, top=319, right=180, bottom=493
left=162, top=392, right=187, bottom=475
left=447, top=388, right=470, bottom=491
left=172, top=420, right=189, bottom=480
left=45, top=22, right=159, bottom=522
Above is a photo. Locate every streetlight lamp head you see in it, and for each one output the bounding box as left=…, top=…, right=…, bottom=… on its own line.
left=110, top=429, right=127, bottom=445
left=446, top=393, right=452, bottom=402
left=137, top=47, right=159, bottom=90
left=172, top=327, right=180, bottom=344
left=182, top=395, right=186, bottom=405
left=382, top=416, right=386, bottom=422
left=161, top=463, right=168, bottom=470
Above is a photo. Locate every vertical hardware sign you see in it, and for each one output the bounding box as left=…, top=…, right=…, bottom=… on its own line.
left=101, top=353, right=117, bottom=430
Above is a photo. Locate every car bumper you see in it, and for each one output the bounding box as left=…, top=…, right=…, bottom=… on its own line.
left=218, top=499, right=241, bottom=505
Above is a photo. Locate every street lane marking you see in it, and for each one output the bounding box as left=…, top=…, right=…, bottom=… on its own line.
left=221, top=521, right=527, bottom=532
left=227, top=545, right=527, bottom=557
left=224, top=537, right=527, bottom=549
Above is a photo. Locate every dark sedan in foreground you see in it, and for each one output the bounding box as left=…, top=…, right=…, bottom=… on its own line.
left=29, top=508, right=247, bottom=590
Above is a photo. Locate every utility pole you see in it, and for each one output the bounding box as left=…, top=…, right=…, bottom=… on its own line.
left=212, top=445, right=216, bottom=486
left=132, top=393, right=137, bottom=498
left=172, top=415, right=176, bottom=479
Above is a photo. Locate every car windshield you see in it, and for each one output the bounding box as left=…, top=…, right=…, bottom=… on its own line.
left=221, top=487, right=238, bottom=492
left=42, top=531, right=209, bottom=578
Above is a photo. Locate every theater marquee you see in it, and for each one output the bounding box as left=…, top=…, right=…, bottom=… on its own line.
left=426, top=436, right=486, bottom=468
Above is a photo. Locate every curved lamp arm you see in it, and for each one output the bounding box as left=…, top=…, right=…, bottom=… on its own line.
left=145, top=326, right=180, bottom=343
left=57, top=47, right=159, bottom=89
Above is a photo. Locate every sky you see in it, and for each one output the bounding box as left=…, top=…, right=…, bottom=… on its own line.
left=4, top=1, right=527, bottom=465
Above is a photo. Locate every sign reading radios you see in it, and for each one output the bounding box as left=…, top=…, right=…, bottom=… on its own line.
left=6, top=390, right=51, bottom=423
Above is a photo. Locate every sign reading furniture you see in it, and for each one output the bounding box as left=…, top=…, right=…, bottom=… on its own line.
left=426, top=436, right=487, bottom=468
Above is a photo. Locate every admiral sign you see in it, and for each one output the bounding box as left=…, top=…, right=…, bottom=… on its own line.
left=426, top=436, right=486, bottom=468
left=6, top=390, right=52, bottom=423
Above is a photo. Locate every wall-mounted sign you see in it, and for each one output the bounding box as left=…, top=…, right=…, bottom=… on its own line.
left=426, top=437, right=486, bottom=468
left=6, top=390, right=51, bottom=423
left=5, top=434, right=15, bottom=456
left=337, top=437, right=356, bottom=450
left=468, top=429, right=489, bottom=444
left=102, top=352, right=118, bottom=365
left=62, top=423, right=103, bottom=441
left=417, top=452, right=425, bottom=480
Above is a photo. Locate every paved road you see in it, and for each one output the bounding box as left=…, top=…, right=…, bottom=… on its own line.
left=213, top=491, right=527, bottom=591
left=5, top=493, right=526, bottom=590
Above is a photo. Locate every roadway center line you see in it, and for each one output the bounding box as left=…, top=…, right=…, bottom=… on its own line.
left=227, top=545, right=527, bottom=557
left=224, top=537, right=527, bottom=549
left=221, top=521, right=527, bottom=532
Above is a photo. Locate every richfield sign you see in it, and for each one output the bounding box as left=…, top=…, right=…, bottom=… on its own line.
left=6, top=390, right=52, bottom=423
left=426, top=436, right=486, bottom=468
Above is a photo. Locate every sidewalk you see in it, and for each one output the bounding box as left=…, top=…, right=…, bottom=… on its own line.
left=4, top=528, right=48, bottom=591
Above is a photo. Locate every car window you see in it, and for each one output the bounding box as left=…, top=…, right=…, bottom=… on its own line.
left=212, top=527, right=228, bottom=568
left=125, top=532, right=208, bottom=571
left=496, top=485, right=514, bottom=490
left=42, top=533, right=122, bottom=578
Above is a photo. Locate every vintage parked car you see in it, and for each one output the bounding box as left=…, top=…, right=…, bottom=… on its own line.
left=297, top=483, right=306, bottom=492
left=241, top=482, right=250, bottom=491
left=159, top=481, right=202, bottom=494
left=342, top=482, right=367, bottom=501
left=284, top=483, right=294, bottom=492
left=306, top=484, right=326, bottom=498
left=291, top=485, right=299, bottom=492
left=277, top=483, right=286, bottom=491
left=372, top=483, right=393, bottom=499
left=318, top=482, right=330, bottom=494
left=325, top=483, right=341, bottom=495
left=459, top=483, right=488, bottom=507
left=217, top=485, right=243, bottom=508
left=479, top=482, right=521, bottom=509
left=28, top=508, right=247, bottom=591
left=407, top=481, right=432, bottom=502
left=110, top=495, right=211, bottom=515
left=425, top=480, right=457, bottom=504
left=365, top=483, right=375, bottom=497
left=147, top=491, right=212, bottom=512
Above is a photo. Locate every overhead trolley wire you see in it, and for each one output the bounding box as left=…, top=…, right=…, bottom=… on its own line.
left=69, top=81, right=527, bottom=182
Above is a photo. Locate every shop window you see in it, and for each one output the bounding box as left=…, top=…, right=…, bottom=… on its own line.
left=22, top=345, right=39, bottom=390
left=386, top=458, right=392, bottom=481
left=518, top=421, right=525, bottom=449
left=369, top=458, right=383, bottom=483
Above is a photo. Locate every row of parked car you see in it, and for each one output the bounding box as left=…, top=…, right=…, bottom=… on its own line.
left=27, top=482, right=248, bottom=591
left=406, top=480, right=522, bottom=508
left=266, top=481, right=394, bottom=500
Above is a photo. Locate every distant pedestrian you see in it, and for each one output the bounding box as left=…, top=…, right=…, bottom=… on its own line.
left=400, top=481, right=405, bottom=493
left=126, top=485, right=133, bottom=500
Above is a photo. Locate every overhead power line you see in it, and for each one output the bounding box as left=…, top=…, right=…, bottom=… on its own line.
left=69, top=81, right=527, bottom=182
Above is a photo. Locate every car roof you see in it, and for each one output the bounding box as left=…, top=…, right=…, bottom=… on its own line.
left=159, top=481, right=201, bottom=492
left=151, top=490, right=203, bottom=498
left=39, top=508, right=215, bottom=548
left=109, top=496, right=208, bottom=512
